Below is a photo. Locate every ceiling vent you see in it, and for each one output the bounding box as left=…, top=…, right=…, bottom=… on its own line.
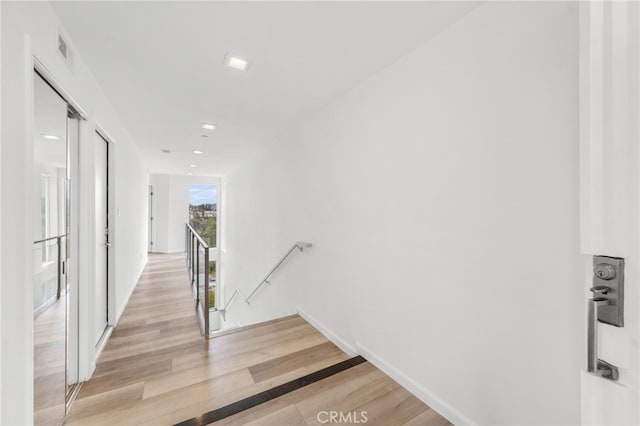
left=57, top=33, right=68, bottom=60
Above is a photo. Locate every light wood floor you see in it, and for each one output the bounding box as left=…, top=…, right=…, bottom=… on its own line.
left=65, top=253, right=449, bottom=425
left=35, top=296, right=66, bottom=426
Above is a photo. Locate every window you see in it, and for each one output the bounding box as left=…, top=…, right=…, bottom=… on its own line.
left=188, top=185, right=217, bottom=248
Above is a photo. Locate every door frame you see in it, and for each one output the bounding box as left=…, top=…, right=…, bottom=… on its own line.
left=579, top=2, right=640, bottom=424
left=31, top=57, right=87, bottom=414
left=93, top=129, right=112, bottom=354
left=94, top=126, right=117, bottom=339
left=148, top=185, right=155, bottom=253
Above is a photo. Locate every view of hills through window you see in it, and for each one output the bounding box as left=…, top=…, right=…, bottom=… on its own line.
left=188, top=185, right=217, bottom=247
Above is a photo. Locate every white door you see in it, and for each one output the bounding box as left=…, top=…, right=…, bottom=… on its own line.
left=580, top=2, right=639, bottom=424
left=149, top=185, right=154, bottom=252
left=94, top=133, right=109, bottom=344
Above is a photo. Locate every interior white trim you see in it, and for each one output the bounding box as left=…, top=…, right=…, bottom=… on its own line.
left=95, top=125, right=118, bottom=330
left=95, top=124, right=117, bottom=145
left=355, top=341, right=476, bottom=426
left=33, top=57, right=87, bottom=120
left=94, top=326, right=113, bottom=362
left=114, top=260, right=145, bottom=325
left=89, top=325, right=113, bottom=376
left=114, top=282, right=135, bottom=325
left=296, top=306, right=357, bottom=357
left=23, top=35, right=36, bottom=426
left=296, top=305, right=474, bottom=425
left=0, top=2, right=3, bottom=418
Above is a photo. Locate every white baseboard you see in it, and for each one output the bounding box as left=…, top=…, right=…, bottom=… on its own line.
left=90, top=325, right=114, bottom=376
left=115, top=260, right=146, bottom=325
left=296, top=306, right=474, bottom=425
left=115, top=282, right=135, bottom=325
left=296, top=306, right=357, bottom=356
left=95, top=326, right=113, bottom=360
left=355, top=342, right=475, bottom=426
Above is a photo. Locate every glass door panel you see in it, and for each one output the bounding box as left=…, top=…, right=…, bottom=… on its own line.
left=33, top=73, right=68, bottom=426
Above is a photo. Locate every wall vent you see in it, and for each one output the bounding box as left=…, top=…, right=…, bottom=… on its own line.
left=57, top=33, right=68, bottom=60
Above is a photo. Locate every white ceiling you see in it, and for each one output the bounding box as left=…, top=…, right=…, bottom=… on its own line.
left=52, top=1, right=478, bottom=176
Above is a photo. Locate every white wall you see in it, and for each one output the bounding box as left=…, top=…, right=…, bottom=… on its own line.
left=0, top=1, right=3, bottom=419
left=111, top=138, right=149, bottom=323
left=150, top=174, right=220, bottom=253
left=1, top=2, right=148, bottom=423
left=222, top=3, right=583, bottom=425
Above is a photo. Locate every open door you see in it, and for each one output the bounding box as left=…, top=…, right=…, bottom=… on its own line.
left=579, top=2, right=640, bottom=424
left=33, top=70, right=81, bottom=425
left=94, top=132, right=109, bottom=345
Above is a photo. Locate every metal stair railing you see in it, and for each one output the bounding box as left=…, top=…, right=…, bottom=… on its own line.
left=220, top=241, right=312, bottom=319
left=185, top=223, right=212, bottom=337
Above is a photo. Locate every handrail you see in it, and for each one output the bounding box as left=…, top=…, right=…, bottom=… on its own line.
left=184, top=223, right=211, bottom=338
left=245, top=242, right=312, bottom=302
left=33, top=234, right=65, bottom=315
left=33, top=234, right=65, bottom=245
left=220, top=241, right=312, bottom=319
left=221, top=289, right=242, bottom=313
left=185, top=223, right=209, bottom=249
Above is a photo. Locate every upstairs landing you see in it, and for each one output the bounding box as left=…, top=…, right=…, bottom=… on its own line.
left=65, top=254, right=448, bottom=425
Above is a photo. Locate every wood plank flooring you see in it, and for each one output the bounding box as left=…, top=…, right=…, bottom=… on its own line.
left=34, top=296, right=66, bottom=426
left=213, top=361, right=451, bottom=426
left=65, top=253, right=449, bottom=425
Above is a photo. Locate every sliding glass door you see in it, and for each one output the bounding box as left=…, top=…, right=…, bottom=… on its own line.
left=33, top=72, right=80, bottom=425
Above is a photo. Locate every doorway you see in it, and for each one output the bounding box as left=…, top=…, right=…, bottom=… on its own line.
left=94, top=132, right=109, bottom=345
left=32, top=71, right=81, bottom=425
left=148, top=185, right=155, bottom=253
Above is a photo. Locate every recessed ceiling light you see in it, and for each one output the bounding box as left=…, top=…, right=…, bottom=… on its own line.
left=41, top=134, right=60, bottom=140
left=189, top=164, right=197, bottom=168
left=161, top=149, right=171, bottom=154
left=224, top=53, right=249, bottom=71
left=201, top=123, right=216, bottom=131
left=193, top=150, right=203, bottom=155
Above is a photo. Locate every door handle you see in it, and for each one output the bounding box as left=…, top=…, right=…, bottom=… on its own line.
left=105, top=241, right=111, bottom=248
left=586, top=256, right=623, bottom=381
left=587, top=296, right=619, bottom=380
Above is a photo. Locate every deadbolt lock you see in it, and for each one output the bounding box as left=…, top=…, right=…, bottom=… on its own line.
left=588, top=256, right=625, bottom=381
left=592, top=256, right=624, bottom=327
left=594, top=263, right=616, bottom=280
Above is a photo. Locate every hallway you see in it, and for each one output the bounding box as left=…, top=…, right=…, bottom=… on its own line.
left=65, top=254, right=203, bottom=424
left=4, top=2, right=640, bottom=424
left=66, top=254, right=448, bottom=425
